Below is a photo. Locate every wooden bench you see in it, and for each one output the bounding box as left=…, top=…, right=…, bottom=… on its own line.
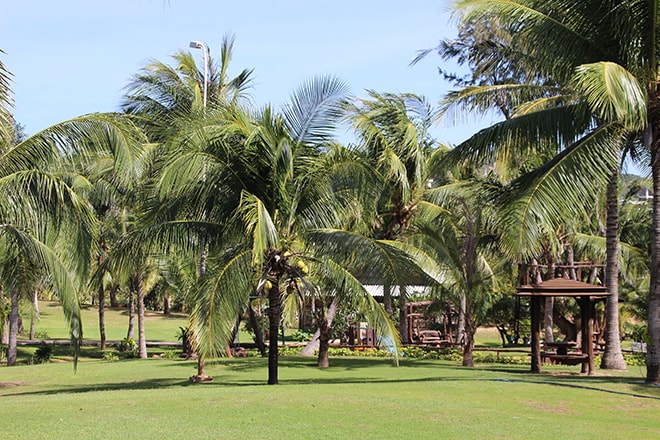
left=418, top=330, right=450, bottom=347
left=541, top=352, right=589, bottom=366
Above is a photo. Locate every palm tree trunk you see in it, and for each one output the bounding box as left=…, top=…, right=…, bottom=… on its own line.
left=163, top=294, right=172, bottom=315
left=315, top=298, right=339, bottom=367
left=456, top=294, right=466, bottom=346
left=317, top=321, right=332, bottom=368
left=248, top=302, right=267, bottom=356
left=399, top=288, right=409, bottom=344
left=647, top=128, right=660, bottom=384
left=1, top=316, right=7, bottom=345
left=601, top=170, right=626, bottom=370
left=29, top=289, right=39, bottom=340
left=109, top=285, right=119, bottom=308
left=0, top=284, right=5, bottom=345
left=99, top=282, right=106, bottom=351
left=302, top=296, right=339, bottom=357
left=268, top=278, right=281, bottom=385
left=135, top=270, right=147, bottom=359
left=383, top=280, right=393, bottom=316
left=126, top=289, right=135, bottom=340
left=461, top=313, right=475, bottom=367
left=543, top=258, right=555, bottom=343
left=7, top=288, right=19, bottom=366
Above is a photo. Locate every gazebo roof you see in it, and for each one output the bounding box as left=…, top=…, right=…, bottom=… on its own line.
left=516, top=277, right=610, bottom=297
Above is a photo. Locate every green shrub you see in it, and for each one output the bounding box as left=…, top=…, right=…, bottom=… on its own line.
left=102, top=351, right=119, bottom=361
left=630, top=325, right=649, bottom=344
left=472, top=351, right=528, bottom=365
left=33, top=330, right=50, bottom=339
left=291, top=330, right=313, bottom=342
left=624, top=353, right=646, bottom=366
left=117, top=338, right=138, bottom=357
left=32, top=344, right=53, bottom=364
left=161, top=350, right=181, bottom=360
left=278, top=346, right=302, bottom=356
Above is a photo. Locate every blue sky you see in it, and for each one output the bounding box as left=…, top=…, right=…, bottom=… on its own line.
left=1, top=0, right=492, bottom=143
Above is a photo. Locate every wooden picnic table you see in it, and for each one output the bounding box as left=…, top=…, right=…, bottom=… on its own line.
left=544, top=341, right=577, bottom=355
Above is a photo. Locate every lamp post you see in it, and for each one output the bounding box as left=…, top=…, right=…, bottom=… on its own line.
left=189, top=40, right=208, bottom=110
left=188, top=41, right=211, bottom=382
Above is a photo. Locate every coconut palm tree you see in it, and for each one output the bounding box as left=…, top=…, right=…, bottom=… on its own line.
left=117, top=76, right=403, bottom=384
left=120, top=36, right=254, bottom=370
left=342, top=91, right=443, bottom=342
left=122, top=34, right=253, bottom=142
left=440, top=0, right=654, bottom=373
left=0, top=114, right=147, bottom=365
left=402, top=167, right=500, bottom=366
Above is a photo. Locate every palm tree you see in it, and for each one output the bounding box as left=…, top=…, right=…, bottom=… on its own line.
left=122, top=34, right=253, bottom=141
left=441, top=0, right=654, bottom=373
left=343, top=91, right=442, bottom=343
left=119, top=76, right=402, bottom=384
left=0, top=115, right=147, bottom=366
left=405, top=169, right=499, bottom=366
left=121, top=36, right=254, bottom=372
left=2, top=49, right=150, bottom=366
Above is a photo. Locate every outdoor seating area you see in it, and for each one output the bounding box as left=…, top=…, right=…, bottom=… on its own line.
left=517, top=277, right=610, bottom=375
left=541, top=341, right=588, bottom=366
left=416, top=330, right=451, bottom=347
left=407, top=301, right=460, bottom=348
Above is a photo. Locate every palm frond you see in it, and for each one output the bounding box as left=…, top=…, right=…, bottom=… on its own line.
left=238, top=191, right=279, bottom=266
left=443, top=102, right=593, bottom=170
left=282, top=75, right=349, bottom=146
left=440, top=83, right=557, bottom=123
left=454, top=0, right=614, bottom=82
left=498, top=124, right=624, bottom=258
left=0, top=224, right=82, bottom=367
left=571, top=61, right=647, bottom=131
left=189, top=247, right=253, bottom=358
left=571, top=232, right=649, bottom=282
left=306, top=229, right=432, bottom=287
left=3, top=114, right=148, bottom=188
left=319, top=257, right=401, bottom=363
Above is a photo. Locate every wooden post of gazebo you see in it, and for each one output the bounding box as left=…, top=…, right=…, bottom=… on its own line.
left=530, top=295, right=542, bottom=374
left=579, top=296, right=596, bottom=374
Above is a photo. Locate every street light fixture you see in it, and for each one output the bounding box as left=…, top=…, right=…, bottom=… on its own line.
left=189, top=40, right=208, bottom=110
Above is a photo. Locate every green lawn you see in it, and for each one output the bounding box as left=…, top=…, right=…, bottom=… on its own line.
left=3, top=302, right=659, bottom=438
left=28, top=301, right=507, bottom=346
left=0, top=356, right=658, bottom=439
left=29, top=301, right=189, bottom=342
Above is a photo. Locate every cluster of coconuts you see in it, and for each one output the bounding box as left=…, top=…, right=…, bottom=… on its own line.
left=263, top=255, right=309, bottom=291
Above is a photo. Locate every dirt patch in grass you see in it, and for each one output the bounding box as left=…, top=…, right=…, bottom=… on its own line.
left=0, top=381, right=28, bottom=388
left=520, top=399, right=574, bottom=415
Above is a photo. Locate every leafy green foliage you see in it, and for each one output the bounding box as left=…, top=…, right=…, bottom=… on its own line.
left=117, top=338, right=138, bottom=357
left=31, top=344, right=53, bottom=364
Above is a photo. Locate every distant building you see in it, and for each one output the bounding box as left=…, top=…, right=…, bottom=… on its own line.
left=636, top=187, right=652, bottom=202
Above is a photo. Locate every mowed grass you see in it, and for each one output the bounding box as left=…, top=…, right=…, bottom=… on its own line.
left=31, top=300, right=504, bottom=345
left=1, top=356, right=659, bottom=440
left=7, top=302, right=659, bottom=438
left=30, top=301, right=189, bottom=342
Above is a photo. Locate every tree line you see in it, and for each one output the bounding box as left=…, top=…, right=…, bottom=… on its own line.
left=1, top=0, right=658, bottom=385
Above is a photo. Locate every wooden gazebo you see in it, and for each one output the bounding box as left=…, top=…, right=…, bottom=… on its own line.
left=516, top=278, right=610, bottom=375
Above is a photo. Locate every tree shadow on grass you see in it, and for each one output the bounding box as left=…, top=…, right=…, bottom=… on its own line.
left=2, top=377, right=191, bottom=397
left=490, top=377, right=660, bottom=401
left=5, top=356, right=658, bottom=400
